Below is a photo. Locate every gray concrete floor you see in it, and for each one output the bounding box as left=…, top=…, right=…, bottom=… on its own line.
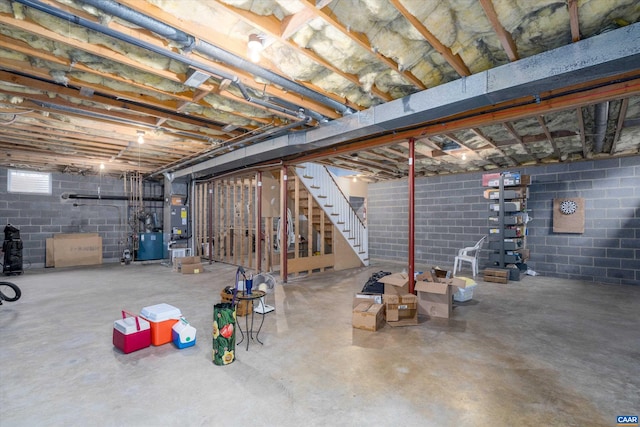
left=1, top=260, right=638, bottom=427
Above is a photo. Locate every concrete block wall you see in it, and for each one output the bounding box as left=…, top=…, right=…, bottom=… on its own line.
left=0, top=168, right=163, bottom=267
left=368, top=156, right=640, bottom=286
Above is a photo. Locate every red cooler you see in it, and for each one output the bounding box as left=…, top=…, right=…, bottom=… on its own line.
left=113, top=311, right=151, bottom=354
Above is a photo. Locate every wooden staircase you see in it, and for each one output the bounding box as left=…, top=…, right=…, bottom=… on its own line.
left=293, top=162, right=369, bottom=266
left=291, top=185, right=333, bottom=251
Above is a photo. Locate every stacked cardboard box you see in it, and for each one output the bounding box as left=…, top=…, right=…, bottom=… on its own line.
left=384, top=294, right=418, bottom=326
left=482, top=172, right=531, bottom=187
left=173, top=256, right=203, bottom=274
left=379, top=273, right=418, bottom=327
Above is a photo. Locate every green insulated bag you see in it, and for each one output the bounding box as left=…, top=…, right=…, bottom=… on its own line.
left=212, top=303, right=236, bottom=365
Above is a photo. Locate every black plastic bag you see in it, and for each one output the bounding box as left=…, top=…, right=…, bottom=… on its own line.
left=361, top=271, right=391, bottom=294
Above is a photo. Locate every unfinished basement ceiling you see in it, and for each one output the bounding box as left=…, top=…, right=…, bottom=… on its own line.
left=0, top=0, right=639, bottom=181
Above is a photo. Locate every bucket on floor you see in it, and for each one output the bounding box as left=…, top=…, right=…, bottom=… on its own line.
left=212, top=302, right=236, bottom=365
left=140, top=303, right=182, bottom=346
left=113, top=310, right=151, bottom=354
left=172, top=317, right=196, bottom=349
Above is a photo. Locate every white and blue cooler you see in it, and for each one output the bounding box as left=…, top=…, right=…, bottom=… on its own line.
left=172, top=317, right=196, bottom=349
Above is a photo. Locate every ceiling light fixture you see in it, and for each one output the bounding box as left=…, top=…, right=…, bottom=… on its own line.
left=99, top=163, right=105, bottom=170
left=462, top=153, right=467, bottom=160
left=247, top=34, right=264, bottom=63
left=137, top=131, right=145, bottom=144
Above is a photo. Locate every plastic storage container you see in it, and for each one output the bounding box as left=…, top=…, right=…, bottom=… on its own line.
left=113, top=311, right=151, bottom=354
left=453, top=282, right=478, bottom=302
left=172, top=317, right=197, bottom=349
left=140, top=303, right=182, bottom=346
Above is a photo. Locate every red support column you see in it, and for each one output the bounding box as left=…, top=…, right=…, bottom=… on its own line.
left=207, top=181, right=213, bottom=264
left=408, top=138, right=416, bottom=294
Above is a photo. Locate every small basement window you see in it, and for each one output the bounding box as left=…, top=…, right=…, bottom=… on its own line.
left=7, top=169, right=52, bottom=195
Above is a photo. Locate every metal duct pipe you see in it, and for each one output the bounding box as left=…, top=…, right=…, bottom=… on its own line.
left=63, top=193, right=164, bottom=202
left=84, top=0, right=195, bottom=48
left=594, top=102, right=609, bottom=153
left=149, top=117, right=310, bottom=177
left=81, top=0, right=354, bottom=116
left=266, top=97, right=327, bottom=123
left=194, top=41, right=354, bottom=116
left=14, top=0, right=323, bottom=123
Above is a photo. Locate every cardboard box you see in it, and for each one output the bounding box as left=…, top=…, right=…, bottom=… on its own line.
left=49, top=233, right=103, bottom=268
left=181, top=263, right=203, bottom=274
left=484, top=188, right=528, bottom=200
left=385, top=294, right=418, bottom=326
left=483, top=172, right=530, bottom=187
left=352, top=301, right=385, bottom=331
left=173, top=256, right=201, bottom=272
left=415, top=281, right=453, bottom=318
left=517, top=248, right=530, bottom=261
left=353, top=293, right=383, bottom=305
left=432, top=267, right=450, bottom=279
left=379, top=272, right=410, bottom=295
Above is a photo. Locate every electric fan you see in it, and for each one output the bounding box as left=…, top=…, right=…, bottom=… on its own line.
left=252, top=272, right=276, bottom=314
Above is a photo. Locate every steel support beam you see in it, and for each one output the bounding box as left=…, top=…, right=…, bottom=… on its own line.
left=173, top=23, right=640, bottom=180
left=408, top=138, right=415, bottom=295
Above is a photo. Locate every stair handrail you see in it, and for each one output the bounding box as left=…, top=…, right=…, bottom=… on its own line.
left=320, top=164, right=366, bottom=230
left=296, top=163, right=368, bottom=262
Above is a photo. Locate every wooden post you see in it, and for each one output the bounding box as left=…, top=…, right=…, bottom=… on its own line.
left=208, top=181, right=213, bottom=263
left=280, top=165, right=288, bottom=283
left=256, top=171, right=262, bottom=272
left=225, top=179, right=231, bottom=263
left=294, top=174, right=300, bottom=274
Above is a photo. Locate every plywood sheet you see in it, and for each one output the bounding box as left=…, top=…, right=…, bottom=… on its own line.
left=553, top=198, right=585, bottom=233
left=52, top=234, right=103, bottom=267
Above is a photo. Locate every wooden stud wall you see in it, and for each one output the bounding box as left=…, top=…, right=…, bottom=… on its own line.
left=192, top=167, right=357, bottom=278
left=193, top=182, right=208, bottom=257
left=193, top=175, right=258, bottom=269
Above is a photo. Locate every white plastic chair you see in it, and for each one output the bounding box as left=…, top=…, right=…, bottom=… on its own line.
left=453, top=235, right=487, bottom=277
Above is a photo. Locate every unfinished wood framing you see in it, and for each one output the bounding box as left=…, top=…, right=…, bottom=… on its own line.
left=193, top=182, right=208, bottom=258
left=192, top=175, right=258, bottom=269
left=192, top=166, right=362, bottom=279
